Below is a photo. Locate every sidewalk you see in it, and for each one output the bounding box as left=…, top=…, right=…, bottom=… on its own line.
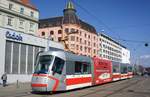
left=0, top=82, right=31, bottom=97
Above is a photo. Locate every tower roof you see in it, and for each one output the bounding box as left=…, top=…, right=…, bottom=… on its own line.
left=66, top=0, right=75, bottom=10
left=63, top=0, right=79, bottom=25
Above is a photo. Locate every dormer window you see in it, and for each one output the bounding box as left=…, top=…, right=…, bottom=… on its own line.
left=30, top=11, right=34, bottom=17
left=9, top=3, right=13, bottom=10
left=20, top=7, right=24, bottom=14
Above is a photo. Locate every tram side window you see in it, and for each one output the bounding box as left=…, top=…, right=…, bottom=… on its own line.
left=83, top=63, right=90, bottom=74
left=52, top=57, right=65, bottom=74
left=75, top=62, right=82, bottom=74
left=75, top=62, right=91, bottom=74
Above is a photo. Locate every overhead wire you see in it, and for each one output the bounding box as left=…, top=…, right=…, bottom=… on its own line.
left=72, top=0, right=149, bottom=45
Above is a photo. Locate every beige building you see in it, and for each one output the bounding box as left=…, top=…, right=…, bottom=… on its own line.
left=38, top=1, right=99, bottom=57
left=0, top=0, right=39, bottom=34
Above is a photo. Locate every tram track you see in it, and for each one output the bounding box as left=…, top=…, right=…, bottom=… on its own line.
left=1, top=91, right=32, bottom=97
left=79, top=77, right=142, bottom=97
left=1, top=77, right=142, bottom=97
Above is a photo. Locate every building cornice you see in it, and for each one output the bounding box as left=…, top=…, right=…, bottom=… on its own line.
left=0, top=6, right=39, bottom=23
left=10, top=0, right=38, bottom=11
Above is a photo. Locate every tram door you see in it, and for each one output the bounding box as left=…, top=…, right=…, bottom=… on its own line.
left=50, top=56, right=65, bottom=91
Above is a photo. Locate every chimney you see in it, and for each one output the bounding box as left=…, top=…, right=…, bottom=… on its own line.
left=21, top=0, right=30, bottom=4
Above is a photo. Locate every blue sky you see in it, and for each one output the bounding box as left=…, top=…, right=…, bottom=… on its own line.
left=31, top=0, right=150, bottom=67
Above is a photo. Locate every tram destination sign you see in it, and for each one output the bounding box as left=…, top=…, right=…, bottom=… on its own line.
left=6, top=31, right=23, bottom=41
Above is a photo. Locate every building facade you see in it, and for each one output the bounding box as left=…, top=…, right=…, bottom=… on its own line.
left=0, top=0, right=39, bottom=34
left=122, top=47, right=130, bottom=64
left=0, top=28, right=64, bottom=83
left=38, top=1, right=99, bottom=57
left=0, top=0, right=64, bottom=83
left=98, top=33, right=130, bottom=63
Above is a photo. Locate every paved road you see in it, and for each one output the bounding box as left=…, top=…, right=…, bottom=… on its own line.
left=0, top=76, right=150, bottom=97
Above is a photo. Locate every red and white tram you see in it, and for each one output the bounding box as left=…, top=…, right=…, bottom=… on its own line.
left=31, top=50, right=133, bottom=92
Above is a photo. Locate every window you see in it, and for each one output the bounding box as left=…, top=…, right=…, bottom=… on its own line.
left=5, top=41, right=12, bottom=74
left=88, top=35, right=90, bottom=39
left=76, top=37, right=79, bottom=42
left=80, top=46, right=82, bottom=51
left=88, top=42, right=90, bottom=46
left=70, top=36, right=75, bottom=41
left=28, top=46, right=33, bottom=74
left=30, top=11, right=34, bottom=17
left=76, top=45, right=79, bottom=50
left=80, top=31, right=82, bottom=35
left=75, top=62, right=91, bottom=74
left=88, top=48, right=90, bottom=53
left=51, top=38, right=54, bottom=41
left=9, top=3, right=13, bottom=10
left=94, top=49, right=96, bottom=54
left=85, top=47, right=87, bottom=52
left=85, top=33, right=87, bottom=38
left=94, top=36, right=96, bottom=40
left=52, top=57, right=65, bottom=74
left=30, top=22, right=34, bottom=29
left=58, top=30, right=62, bottom=34
left=50, top=31, right=54, bottom=35
left=35, top=55, right=53, bottom=74
left=71, top=44, right=75, bottom=48
left=65, top=28, right=69, bottom=33
left=19, top=19, right=24, bottom=28
left=7, top=17, right=12, bottom=26
left=20, top=7, right=24, bottom=14
left=80, top=38, right=82, bottom=43
left=41, top=32, right=45, bottom=36
left=58, top=37, right=62, bottom=42
left=75, top=62, right=82, bottom=74
left=12, top=42, right=19, bottom=74
left=85, top=40, right=87, bottom=45
left=94, top=43, right=96, bottom=47
left=71, top=28, right=75, bottom=33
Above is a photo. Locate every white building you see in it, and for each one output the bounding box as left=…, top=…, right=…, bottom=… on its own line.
left=0, top=28, right=64, bottom=83
left=122, top=47, right=130, bottom=64
left=0, top=0, right=64, bottom=83
left=98, top=33, right=130, bottom=63
left=0, top=0, right=39, bottom=35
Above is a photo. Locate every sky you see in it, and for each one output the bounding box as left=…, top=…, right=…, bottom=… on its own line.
left=31, top=0, right=150, bottom=67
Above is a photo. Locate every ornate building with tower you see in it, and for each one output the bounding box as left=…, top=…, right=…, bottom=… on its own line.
left=38, top=0, right=99, bottom=57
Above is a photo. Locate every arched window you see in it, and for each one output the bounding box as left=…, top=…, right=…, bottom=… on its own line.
left=58, top=30, right=62, bottom=34
left=50, top=31, right=54, bottom=35
left=41, top=32, right=45, bottom=36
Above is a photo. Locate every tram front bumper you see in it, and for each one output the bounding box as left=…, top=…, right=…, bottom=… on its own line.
left=31, top=75, right=48, bottom=92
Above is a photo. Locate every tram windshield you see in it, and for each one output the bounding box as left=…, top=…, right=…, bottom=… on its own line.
left=34, top=55, right=53, bottom=74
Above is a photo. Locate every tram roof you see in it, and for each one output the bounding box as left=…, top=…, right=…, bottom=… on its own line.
left=40, top=50, right=92, bottom=63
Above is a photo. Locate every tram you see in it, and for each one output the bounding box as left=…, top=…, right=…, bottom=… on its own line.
left=31, top=50, right=133, bottom=92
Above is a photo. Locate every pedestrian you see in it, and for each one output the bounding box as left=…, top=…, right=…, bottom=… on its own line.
left=1, top=73, right=7, bottom=87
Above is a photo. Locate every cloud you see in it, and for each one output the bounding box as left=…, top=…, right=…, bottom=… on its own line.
left=140, top=55, right=150, bottom=59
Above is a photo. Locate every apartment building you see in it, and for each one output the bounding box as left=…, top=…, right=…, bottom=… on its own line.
left=38, top=0, right=99, bottom=57
left=0, top=0, right=39, bottom=34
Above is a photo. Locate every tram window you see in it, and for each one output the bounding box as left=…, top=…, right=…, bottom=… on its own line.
left=66, top=61, right=75, bottom=75
left=52, top=57, right=65, bottom=74
left=121, top=66, right=127, bottom=74
left=75, top=62, right=82, bottom=74
left=35, top=55, right=53, bottom=74
left=75, top=62, right=91, bottom=74
left=83, top=63, right=90, bottom=74
left=128, top=67, right=132, bottom=72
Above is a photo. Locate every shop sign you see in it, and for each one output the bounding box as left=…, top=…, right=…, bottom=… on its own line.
left=6, top=31, right=23, bottom=41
